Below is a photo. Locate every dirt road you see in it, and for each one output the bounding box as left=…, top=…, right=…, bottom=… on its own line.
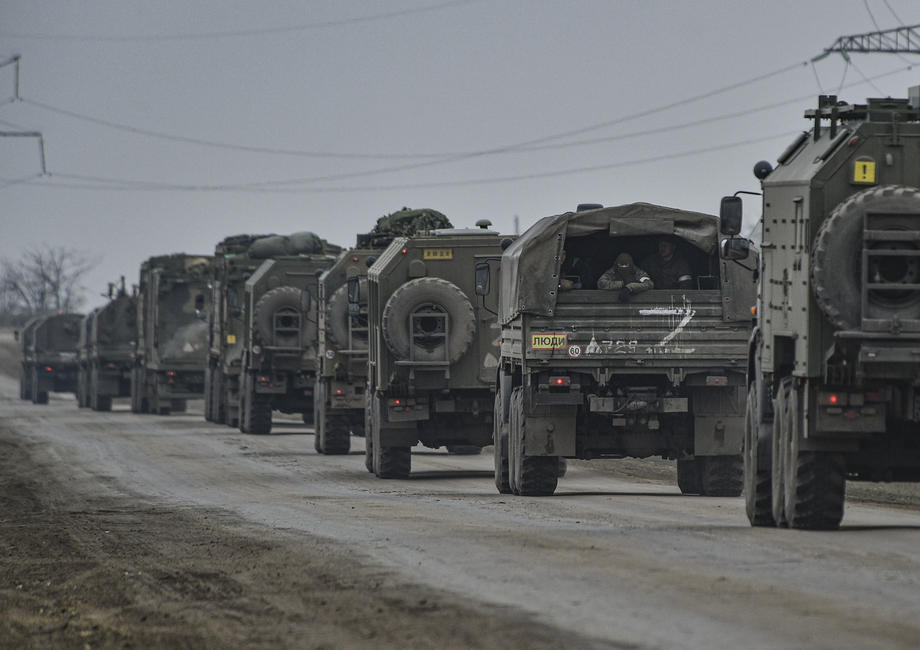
left=3, top=373, right=920, bottom=648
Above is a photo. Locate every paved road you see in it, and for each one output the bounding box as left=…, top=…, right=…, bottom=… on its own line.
left=4, top=375, right=920, bottom=649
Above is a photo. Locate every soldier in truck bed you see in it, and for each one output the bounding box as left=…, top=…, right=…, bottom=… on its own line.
left=641, top=237, right=693, bottom=290
left=597, top=252, right=653, bottom=301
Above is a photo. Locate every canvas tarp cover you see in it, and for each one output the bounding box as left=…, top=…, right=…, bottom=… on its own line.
left=499, top=203, right=719, bottom=323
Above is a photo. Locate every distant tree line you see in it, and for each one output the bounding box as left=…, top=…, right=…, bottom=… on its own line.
left=0, top=246, right=96, bottom=325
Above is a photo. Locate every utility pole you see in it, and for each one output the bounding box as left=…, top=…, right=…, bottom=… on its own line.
left=0, top=54, right=21, bottom=99
left=0, top=55, right=47, bottom=176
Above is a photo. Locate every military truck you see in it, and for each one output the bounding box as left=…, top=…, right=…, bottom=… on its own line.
left=487, top=203, right=756, bottom=496
left=203, top=233, right=275, bottom=426
left=131, top=253, right=211, bottom=415
left=361, top=220, right=506, bottom=478
left=77, top=280, right=136, bottom=411
left=235, top=234, right=341, bottom=435
left=733, top=89, right=920, bottom=530
left=314, top=208, right=453, bottom=454
left=18, top=313, right=82, bottom=404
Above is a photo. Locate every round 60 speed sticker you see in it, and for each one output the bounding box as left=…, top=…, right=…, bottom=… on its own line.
left=568, top=344, right=582, bottom=358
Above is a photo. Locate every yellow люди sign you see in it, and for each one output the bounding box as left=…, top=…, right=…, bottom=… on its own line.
left=531, top=333, right=568, bottom=350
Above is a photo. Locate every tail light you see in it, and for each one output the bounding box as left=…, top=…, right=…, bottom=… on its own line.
left=549, top=376, right=571, bottom=387
left=818, top=391, right=845, bottom=406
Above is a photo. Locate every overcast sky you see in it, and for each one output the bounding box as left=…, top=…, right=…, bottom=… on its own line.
left=2, top=0, right=920, bottom=311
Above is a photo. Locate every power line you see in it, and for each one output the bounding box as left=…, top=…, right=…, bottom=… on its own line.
left=14, top=62, right=914, bottom=194
left=0, top=0, right=478, bottom=42
left=35, top=131, right=797, bottom=194
left=21, top=59, right=810, bottom=164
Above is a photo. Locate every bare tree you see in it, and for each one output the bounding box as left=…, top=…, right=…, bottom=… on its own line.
left=0, top=246, right=96, bottom=323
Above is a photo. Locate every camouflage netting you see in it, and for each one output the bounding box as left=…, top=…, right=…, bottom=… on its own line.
left=247, top=232, right=343, bottom=259
left=356, top=208, right=452, bottom=248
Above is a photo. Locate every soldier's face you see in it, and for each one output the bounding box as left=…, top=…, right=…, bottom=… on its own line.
left=659, top=241, right=675, bottom=260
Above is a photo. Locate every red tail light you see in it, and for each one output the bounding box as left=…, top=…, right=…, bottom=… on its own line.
left=549, top=376, right=571, bottom=387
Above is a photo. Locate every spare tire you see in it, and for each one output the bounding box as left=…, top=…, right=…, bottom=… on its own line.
left=812, top=185, right=920, bottom=330
left=325, top=280, right=368, bottom=350
left=382, top=277, right=475, bottom=364
left=253, top=286, right=316, bottom=347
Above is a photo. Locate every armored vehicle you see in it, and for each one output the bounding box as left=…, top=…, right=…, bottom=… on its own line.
left=314, top=208, right=453, bottom=454
left=488, top=203, right=756, bottom=496
left=18, top=313, right=82, bottom=404
left=131, top=253, right=211, bottom=415
left=235, top=235, right=341, bottom=435
left=77, top=280, right=136, bottom=411
left=362, top=220, right=506, bottom=478
left=735, top=89, right=920, bottom=530
left=203, top=233, right=275, bottom=426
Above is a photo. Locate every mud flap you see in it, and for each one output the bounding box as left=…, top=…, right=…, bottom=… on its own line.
left=694, top=415, right=744, bottom=455
left=525, top=405, right=577, bottom=456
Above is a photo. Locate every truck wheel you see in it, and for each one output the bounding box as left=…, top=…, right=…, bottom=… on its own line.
left=676, top=458, right=702, bottom=495
left=32, top=369, right=48, bottom=404
left=509, top=387, right=558, bottom=496
left=313, top=380, right=324, bottom=452
left=253, top=286, right=315, bottom=348
left=321, top=415, right=351, bottom=455
left=203, top=367, right=214, bottom=421
left=326, top=281, right=368, bottom=350
left=381, top=277, right=476, bottom=364
left=20, top=367, right=31, bottom=401
left=96, top=396, right=113, bottom=412
left=771, top=377, right=792, bottom=527
left=447, top=445, right=481, bottom=455
left=812, top=185, right=920, bottom=329
left=781, top=382, right=846, bottom=530
left=698, top=455, right=743, bottom=496
left=238, top=382, right=249, bottom=433
left=214, top=372, right=226, bottom=424
left=249, top=397, right=273, bottom=435
left=364, top=389, right=376, bottom=473
left=744, top=382, right=775, bottom=526
left=493, top=392, right=512, bottom=494
left=374, top=444, right=411, bottom=479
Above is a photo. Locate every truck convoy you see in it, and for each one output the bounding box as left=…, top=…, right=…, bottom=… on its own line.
left=488, top=203, right=756, bottom=496
left=131, top=253, right=212, bottom=415
left=76, top=280, right=136, bottom=411
left=314, top=208, right=453, bottom=455
left=362, top=219, right=507, bottom=478
left=18, top=313, right=82, bottom=404
left=736, top=89, right=920, bottom=530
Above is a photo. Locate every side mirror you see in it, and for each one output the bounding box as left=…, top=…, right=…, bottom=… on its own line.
left=719, top=196, right=743, bottom=236
left=13, top=330, right=19, bottom=342
left=475, top=262, right=491, bottom=296
left=347, top=276, right=361, bottom=316
left=721, top=237, right=750, bottom=260
left=300, top=288, right=312, bottom=312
